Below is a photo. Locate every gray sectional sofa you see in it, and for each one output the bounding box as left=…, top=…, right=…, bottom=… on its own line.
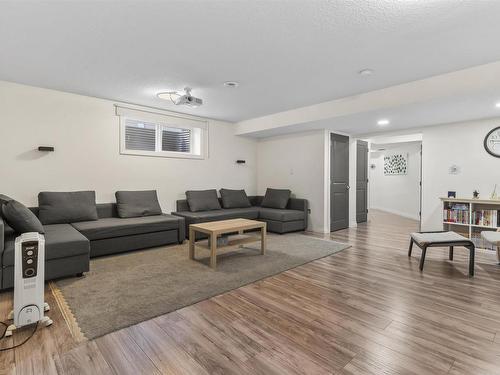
left=172, top=189, right=308, bottom=239
left=0, top=191, right=184, bottom=290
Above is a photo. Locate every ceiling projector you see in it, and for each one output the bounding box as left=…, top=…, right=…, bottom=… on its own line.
left=174, top=87, right=203, bottom=107
left=158, top=87, right=203, bottom=108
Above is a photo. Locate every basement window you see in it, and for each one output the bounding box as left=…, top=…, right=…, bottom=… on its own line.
left=116, top=106, right=207, bottom=159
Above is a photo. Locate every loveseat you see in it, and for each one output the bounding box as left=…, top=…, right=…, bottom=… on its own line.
left=0, top=191, right=184, bottom=290
left=172, top=188, right=308, bottom=240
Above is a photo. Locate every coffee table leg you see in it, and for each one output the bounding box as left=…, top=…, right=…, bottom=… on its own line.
left=238, top=229, right=244, bottom=248
left=261, top=224, right=266, bottom=255
left=189, top=227, right=195, bottom=260
left=210, top=233, right=217, bottom=269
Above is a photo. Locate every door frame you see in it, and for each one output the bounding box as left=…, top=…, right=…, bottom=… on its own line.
left=356, top=140, right=369, bottom=223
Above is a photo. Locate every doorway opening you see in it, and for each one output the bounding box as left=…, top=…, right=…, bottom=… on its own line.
left=365, top=139, right=422, bottom=228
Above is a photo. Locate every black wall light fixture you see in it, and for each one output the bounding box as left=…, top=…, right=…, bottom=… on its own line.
left=38, top=146, right=55, bottom=152
left=236, top=160, right=246, bottom=164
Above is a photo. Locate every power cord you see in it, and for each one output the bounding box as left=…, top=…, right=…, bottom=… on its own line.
left=0, top=320, right=39, bottom=351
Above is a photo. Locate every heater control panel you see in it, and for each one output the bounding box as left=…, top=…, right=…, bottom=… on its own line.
left=22, top=241, right=38, bottom=278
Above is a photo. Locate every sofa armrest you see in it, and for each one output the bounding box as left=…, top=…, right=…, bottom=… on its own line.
left=0, top=216, right=4, bottom=254
left=288, top=198, right=307, bottom=211
left=176, top=216, right=186, bottom=243
left=176, top=199, right=190, bottom=212
left=288, top=198, right=308, bottom=229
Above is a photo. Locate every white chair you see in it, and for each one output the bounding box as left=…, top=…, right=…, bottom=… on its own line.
left=481, top=229, right=500, bottom=264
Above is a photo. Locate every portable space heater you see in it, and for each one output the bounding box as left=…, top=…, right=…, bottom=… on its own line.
left=6, top=232, right=52, bottom=337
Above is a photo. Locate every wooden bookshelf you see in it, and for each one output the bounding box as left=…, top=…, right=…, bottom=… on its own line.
left=440, top=197, right=500, bottom=250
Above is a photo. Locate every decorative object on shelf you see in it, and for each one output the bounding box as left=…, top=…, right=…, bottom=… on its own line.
left=484, top=126, right=500, bottom=158
left=491, top=184, right=498, bottom=200
left=473, top=190, right=480, bottom=199
left=448, top=191, right=456, bottom=198
left=384, top=153, right=407, bottom=175
left=448, top=164, right=460, bottom=175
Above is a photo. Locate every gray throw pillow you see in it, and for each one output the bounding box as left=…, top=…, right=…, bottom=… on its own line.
left=115, top=190, right=162, bottom=218
left=186, top=190, right=221, bottom=212
left=2, top=200, right=45, bottom=234
left=38, top=191, right=98, bottom=224
left=219, top=189, right=251, bottom=209
left=261, top=188, right=291, bottom=209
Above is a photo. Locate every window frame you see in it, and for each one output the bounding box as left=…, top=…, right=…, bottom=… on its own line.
left=117, top=106, right=208, bottom=160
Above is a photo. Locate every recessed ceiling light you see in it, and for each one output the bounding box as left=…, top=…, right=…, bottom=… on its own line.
left=223, top=81, right=239, bottom=88
left=496, top=102, right=500, bottom=108
left=359, top=69, right=374, bottom=76
left=377, top=119, right=390, bottom=126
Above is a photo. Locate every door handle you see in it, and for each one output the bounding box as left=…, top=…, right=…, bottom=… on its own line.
left=346, top=184, right=350, bottom=190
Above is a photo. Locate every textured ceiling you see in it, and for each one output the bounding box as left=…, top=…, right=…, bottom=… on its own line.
left=1, top=0, right=500, bottom=123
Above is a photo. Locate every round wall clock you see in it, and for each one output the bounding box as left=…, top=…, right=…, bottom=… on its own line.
left=484, top=127, right=500, bottom=158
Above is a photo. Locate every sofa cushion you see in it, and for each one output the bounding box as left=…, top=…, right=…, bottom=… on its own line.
left=186, top=190, right=221, bottom=212
left=261, top=188, right=291, bottom=209
left=258, top=208, right=305, bottom=222
left=2, top=224, right=89, bottom=267
left=38, top=191, right=98, bottom=225
left=174, top=207, right=260, bottom=222
left=71, top=215, right=180, bottom=241
left=115, top=190, right=162, bottom=218
left=219, top=189, right=251, bottom=209
left=2, top=199, right=45, bottom=234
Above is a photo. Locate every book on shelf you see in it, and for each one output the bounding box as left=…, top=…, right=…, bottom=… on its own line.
left=471, top=210, right=499, bottom=227
left=443, top=204, right=469, bottom=224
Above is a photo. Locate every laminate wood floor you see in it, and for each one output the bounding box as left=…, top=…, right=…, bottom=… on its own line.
left=2, top=210, right=500, bottom=374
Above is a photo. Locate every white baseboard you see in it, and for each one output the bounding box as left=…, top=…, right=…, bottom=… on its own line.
left=370, top=206, right=420, bottom=221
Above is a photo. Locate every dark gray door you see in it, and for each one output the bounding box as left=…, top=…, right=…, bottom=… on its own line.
left=356, top=140, right=368, bottom=223
left=330, top=133, right=350, bottom=231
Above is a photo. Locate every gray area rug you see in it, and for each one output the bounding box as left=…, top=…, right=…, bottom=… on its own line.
left=55, top=233, right=349, bottom=339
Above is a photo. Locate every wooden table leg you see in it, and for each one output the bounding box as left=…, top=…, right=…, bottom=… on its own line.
left=238, top=229, right=244, bottom=248
left=210, top=233, right=217, bottom=269
left=188, top=227, right=195, bottom=260
left=261, top=224, right=266, bottom=255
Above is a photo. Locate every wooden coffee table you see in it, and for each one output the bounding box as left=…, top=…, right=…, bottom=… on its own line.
left=188, top=218, right=267, bottom=269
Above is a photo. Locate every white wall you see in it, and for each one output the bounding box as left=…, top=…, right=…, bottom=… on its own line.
left=0, top=81, right=257, bottom=211
left=256, top=129, right=358, bottom=233
left=364, top=117, right=500, bottom=230
left=421, top=117, right=500, bottom=230
left=256, top=130, right=327, bottom=232
left=369, top=142, right=421, bottom=220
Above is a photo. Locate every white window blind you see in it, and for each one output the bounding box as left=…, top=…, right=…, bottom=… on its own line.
left=125, top=119, right=156, bottom=151
left=161, top=126, right=191, bottom=152
left=116, top=106, right=208, bottom=159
